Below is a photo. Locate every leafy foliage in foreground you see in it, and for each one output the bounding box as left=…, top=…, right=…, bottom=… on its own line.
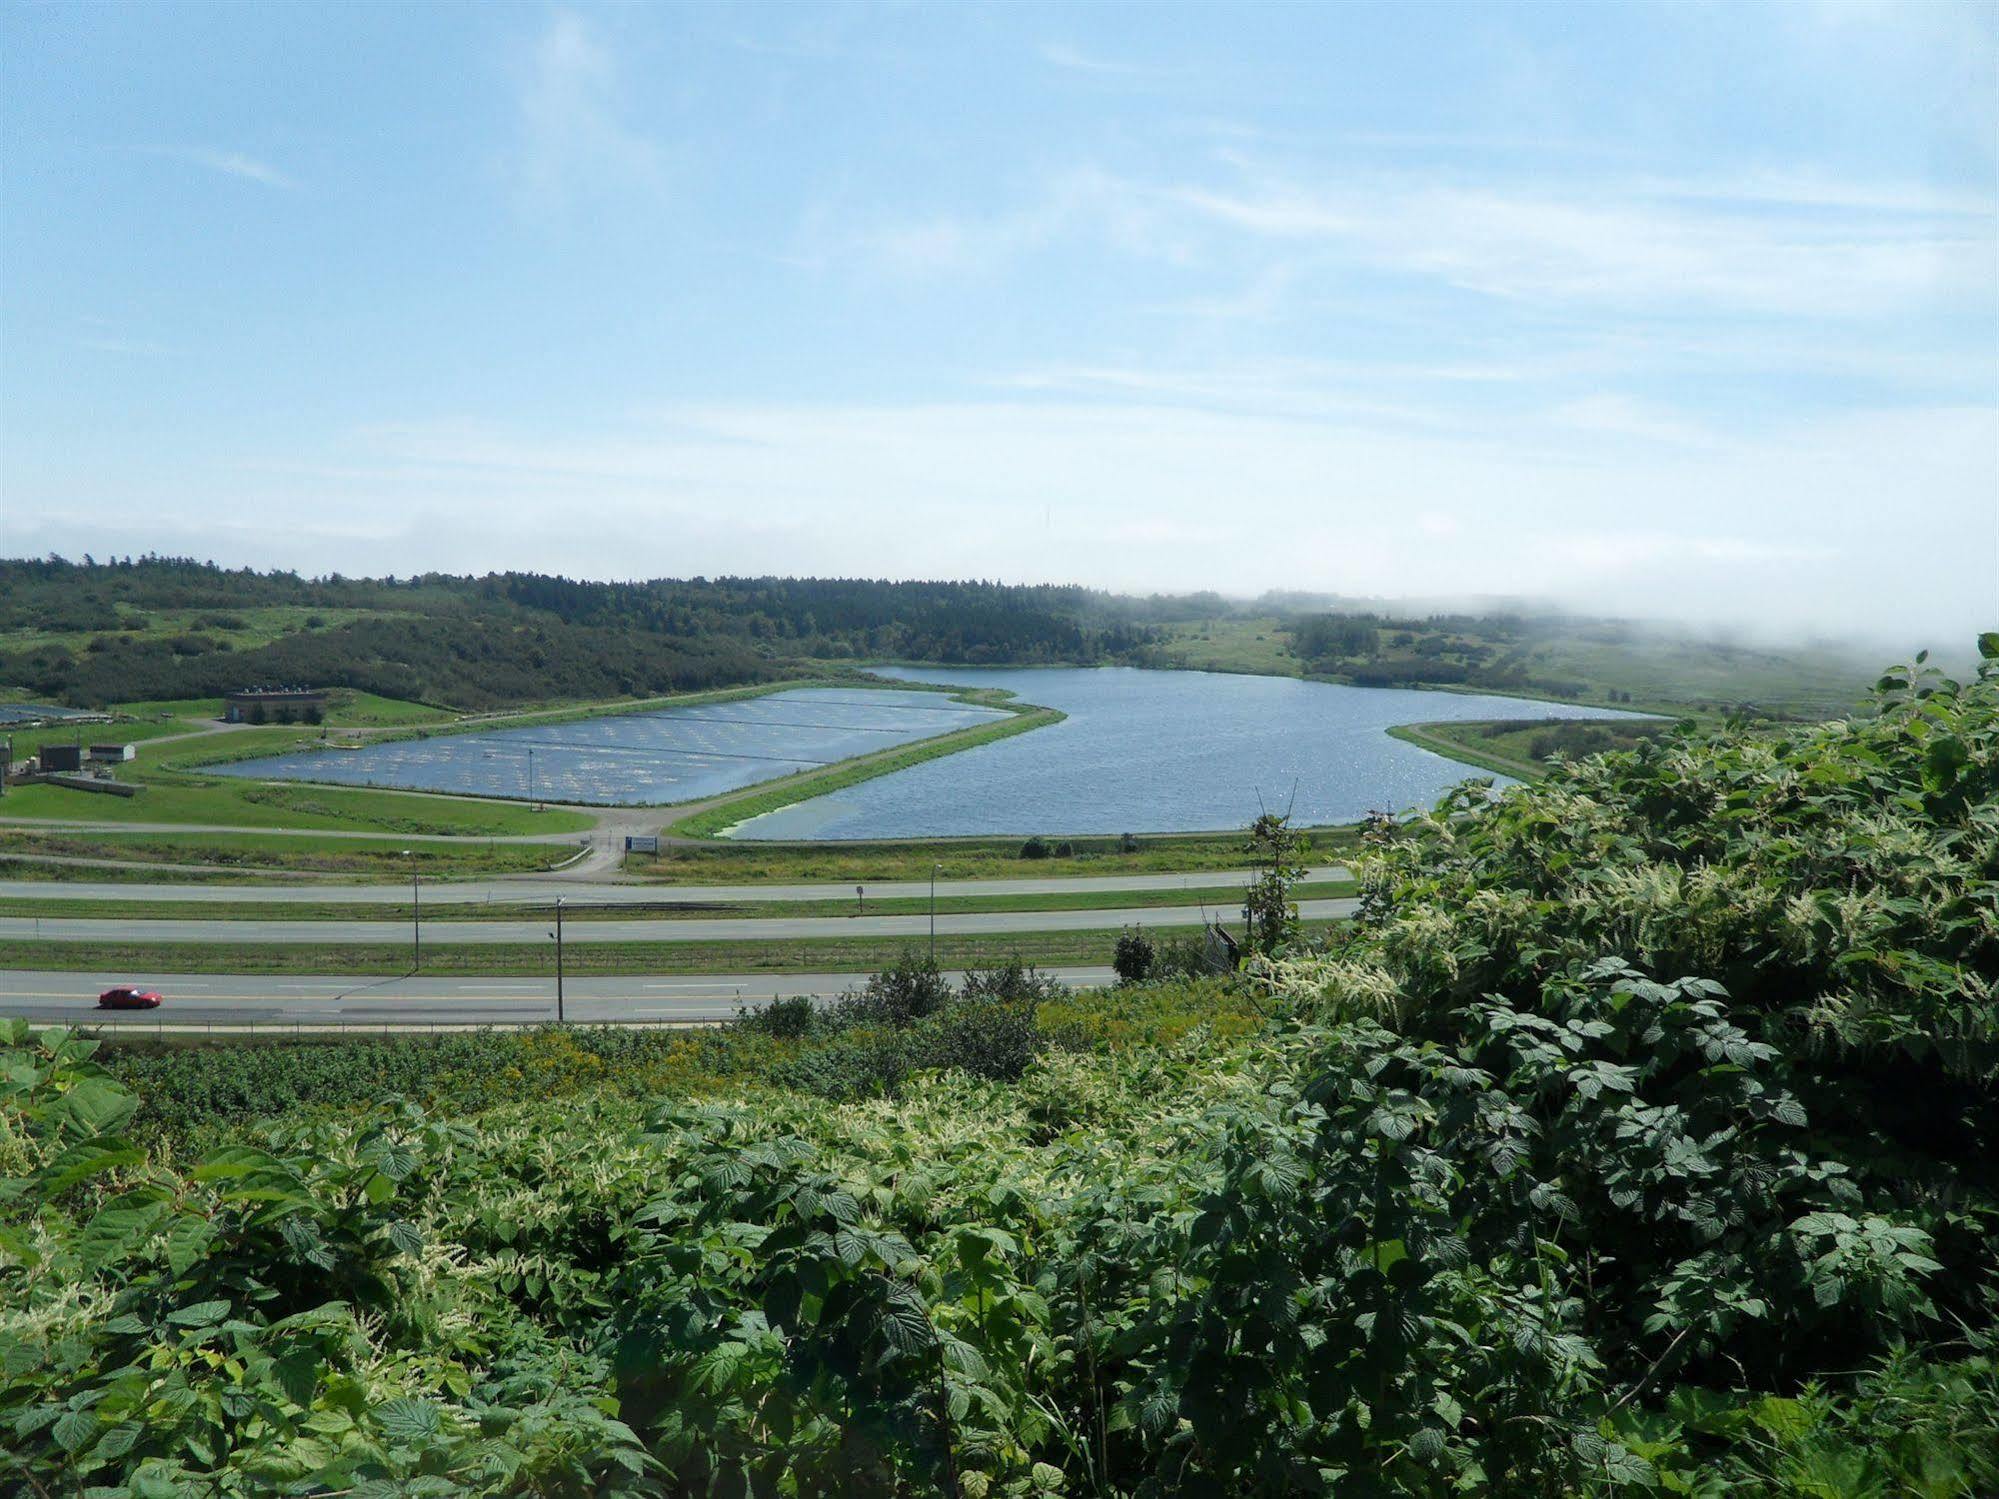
left=2, top=648, right=1995, bottom=1494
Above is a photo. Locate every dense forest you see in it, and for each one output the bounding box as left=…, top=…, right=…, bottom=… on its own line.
left=0, top=557, right=1160, bottom=709
left=4, top=643, right=1993, bottom=1493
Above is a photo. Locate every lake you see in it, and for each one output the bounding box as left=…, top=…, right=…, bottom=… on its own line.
left=211, top=688, right=1008, bottom=806
left=727, top=666, right=1643, bottom=839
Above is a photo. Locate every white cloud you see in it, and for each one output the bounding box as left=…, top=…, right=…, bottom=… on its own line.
left=1167, top=175, right=1988, bottom=318
left=1548, top=396, right=1715, bottom=448
left=852, top=157, right=1992, bottom=323
left=513, top=11, right=663, bottom=215
left=860, top=167, right=1167, bottom=273
left=138, top=146, right=294, bottom=189
left=1038, top=43, right=1161, bottom=79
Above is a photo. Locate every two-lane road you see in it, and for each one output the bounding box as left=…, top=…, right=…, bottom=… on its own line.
left=0, top=866, right=1351, bottom=906
left=0, top=967, right=1118, bottom=1027
left=0, top=896, right=1355, bottom=946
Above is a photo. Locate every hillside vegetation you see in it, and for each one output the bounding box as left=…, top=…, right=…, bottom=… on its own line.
left=2, top=644, right=1994, bottom=1494
left=1148, top=609, right=1878, bottom=714
left=0, top=559, right=1158, bottom=710
left=3, top=558, right=1882, bottom=720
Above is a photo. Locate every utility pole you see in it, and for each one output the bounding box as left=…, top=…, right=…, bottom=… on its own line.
left=403, top=851, right=420, bottom=972
left=930, top=863, right=940, bottom=963
left=527, top=746, right=536, bottom=805
left=552, top=898, right=566, bottom=1023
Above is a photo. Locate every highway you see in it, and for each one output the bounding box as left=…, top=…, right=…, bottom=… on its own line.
left=0, top=967, right=1117, bottom=1027
left=0, top=866, right=1351, bottom=906
left=0, top=896, right=1357, bottom=945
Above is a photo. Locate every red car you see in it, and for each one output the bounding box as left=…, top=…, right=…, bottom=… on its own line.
left=97, top=985, right=162, bottom=1010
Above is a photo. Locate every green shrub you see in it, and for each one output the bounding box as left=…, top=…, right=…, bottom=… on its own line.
left=1113, top=926, right=1156, bottom=982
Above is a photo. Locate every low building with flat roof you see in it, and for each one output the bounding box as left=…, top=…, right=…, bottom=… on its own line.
left=223, top=687, right=328, bottom=723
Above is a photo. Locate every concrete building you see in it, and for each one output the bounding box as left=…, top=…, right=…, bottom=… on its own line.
left=223, top=687, right=328, bottom=723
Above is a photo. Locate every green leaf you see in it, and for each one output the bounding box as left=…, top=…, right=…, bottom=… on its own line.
left=374, top=1397, right=442, bottom=1444
left=166, top=1215, right=216, bottom=1278
left=166, top=1299, right=231, bottom=1327
left=93, top=1421, right=143, bottom=1461
left=1747, top=1396, right=1815, bottom=1442
left=55, top=1076, right=138, bottom=1140
left=37, top=1140, right=144, bottom=1196
left=52, top=1406, right=98, bottom=1454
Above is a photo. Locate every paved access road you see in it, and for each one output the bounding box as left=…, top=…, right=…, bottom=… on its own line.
left=0, top=867, right=1351, bottom=906
left=0, top=967, right=1116, bottom=1027
left=0, top=896, right=1358, bottom=946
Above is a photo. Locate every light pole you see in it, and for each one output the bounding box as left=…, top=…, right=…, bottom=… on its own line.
left=403, top=851, right=420, bottom=973
left=526, top=745, right=535, bottom=804
left=929, top=863, right=940, bottom=963
left=549, top=897, right=565, bottom=1023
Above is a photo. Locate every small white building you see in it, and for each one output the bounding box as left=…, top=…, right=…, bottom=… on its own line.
left=87, top=743, right=136, bottom=763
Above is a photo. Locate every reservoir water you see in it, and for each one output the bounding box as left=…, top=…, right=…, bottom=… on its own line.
left=728, top=666, right=1643, bottom=839
left=211, top=688, right=1007, bottom=807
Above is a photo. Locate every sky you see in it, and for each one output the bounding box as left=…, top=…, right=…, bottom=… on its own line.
left=3, top=0, right=1995, bottom=643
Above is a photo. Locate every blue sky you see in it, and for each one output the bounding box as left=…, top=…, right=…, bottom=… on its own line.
left=3, top=0, right=1994, bottom=641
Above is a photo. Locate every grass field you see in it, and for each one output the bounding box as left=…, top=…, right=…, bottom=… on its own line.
left=0, top=777, right=595, bottom=835
left=2, top=713, right=211, bottom=763
left=0, top=857, right=272, bottom=885
left=0, top=829, right=570, bottom=877
left=0, top=880, right=1355, bottom=924
left=0, top=920, right=1341, bottom=977
left=1146, top=616, right=1303, bottom=676
left=630, top=825, right=1362, bottom=883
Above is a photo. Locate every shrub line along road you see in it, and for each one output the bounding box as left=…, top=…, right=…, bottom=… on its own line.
left=0, top=866, right=1350, bottom=905
left=0, top=897, right=1359, bottom=945
left=0, top=968, right=1118, bottom=1027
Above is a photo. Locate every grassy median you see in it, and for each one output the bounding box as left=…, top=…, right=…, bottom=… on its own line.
left=0, top=920, right=1341, bottom=977
left=0, top=880, right=1357, bottom=924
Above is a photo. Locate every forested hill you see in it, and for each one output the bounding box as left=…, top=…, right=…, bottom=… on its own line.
left=0, top=558, right=1158, bottom=709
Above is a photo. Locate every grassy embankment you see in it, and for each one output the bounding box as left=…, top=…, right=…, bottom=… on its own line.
left=0, top=857, right=257, bottom=886
left=1390, top=715, right=1681, bottom=779
left=0, top=921, right=1343, bottom=977
left=0, top=830, right=566, bottom=878
left=0, top=775, right=592, bottom=836
left=631, top=824, right=1363, bottom=883
left=1384, top=723, right=1544, bottom=780
left=0, top=880, right=1356, bottom=924
left=5, top=694, right=588, bottom=839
